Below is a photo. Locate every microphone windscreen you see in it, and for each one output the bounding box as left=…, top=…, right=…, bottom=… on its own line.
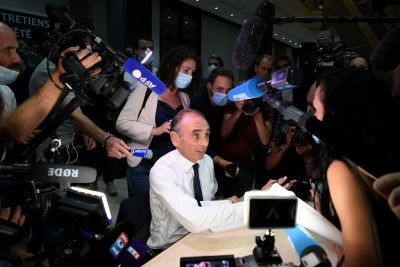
left=228, top=77, right=264, bottom=101
left=30, top=163, right=97, bottom=183
left=117, top=238, right=148, bottom=267
left=285, top=225, right=326, bottom=258
left=123, top=58, right=166, bottom=95
left=370, top=28, right=400, bottom=71
left=232, top=17, right=267, bottom=69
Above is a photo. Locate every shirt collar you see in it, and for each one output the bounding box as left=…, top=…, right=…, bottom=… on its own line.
left=174, top=149, right=198, bottom=173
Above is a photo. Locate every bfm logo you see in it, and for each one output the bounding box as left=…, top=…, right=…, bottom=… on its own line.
left=109, top=232, right=129, bottom=258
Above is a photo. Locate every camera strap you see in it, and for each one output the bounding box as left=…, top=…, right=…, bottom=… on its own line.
left=137, top=88, right=152, bottom=120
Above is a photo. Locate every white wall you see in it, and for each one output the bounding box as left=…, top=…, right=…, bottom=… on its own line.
left=201, top=16, right=242, bottom=85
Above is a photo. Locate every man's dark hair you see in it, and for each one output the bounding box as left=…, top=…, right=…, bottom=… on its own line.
left=275, top=55, right=291, bottom=66
left=208, top=54, right=224, bottom=67
left=134, top=35, right=154, bottom=49
left=207, top=67, right=234, bottom=85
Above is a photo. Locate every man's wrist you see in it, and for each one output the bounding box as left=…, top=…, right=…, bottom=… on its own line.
left=103, top=132, right=114, bottom=148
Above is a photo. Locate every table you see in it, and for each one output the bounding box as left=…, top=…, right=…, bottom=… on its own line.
left=143, top=226, right=338, bottom=266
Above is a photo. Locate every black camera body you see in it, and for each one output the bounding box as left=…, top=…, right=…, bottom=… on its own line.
left=242, top=97, right=263, bottom=114
left=308, top=29, right=361, bottom=73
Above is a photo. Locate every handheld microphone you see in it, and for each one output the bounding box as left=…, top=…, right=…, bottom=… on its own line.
left=285, top=225, right=331, bottom=267
left=228, top=67, right=302, bottom=101
left=131, top=148, right=153, bottom=159
left=123, top=58, right=166, bottom=95
left=232, top=16, right=267, bottom=69
left=117, top=238, right=148, bottom=267
left=370, top=28, right=400, bottom=71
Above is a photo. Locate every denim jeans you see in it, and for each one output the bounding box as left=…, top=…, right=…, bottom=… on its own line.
left=126, top=163, right=151, bottom=197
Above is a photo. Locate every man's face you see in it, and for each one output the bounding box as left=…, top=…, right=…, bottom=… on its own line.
left=208, top=58, right=221, bottom=68
left=0, top=25, right=21, bottom=70
left=275, top=59, right=290, bottom=70
left=134, top=39, right=154, bottom=57
left=208, top=75, right=233, bottom=96
left=254, top=58, right=273, bottom=79
left=172, top=113, right=210, bottom=163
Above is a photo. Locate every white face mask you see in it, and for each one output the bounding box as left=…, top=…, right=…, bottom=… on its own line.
left=207, top=64, right=217, bottom=72
left=174, top=72, right=192, bottom=89
left=211, top=91, right=228, bottom=106
left=0, top=65, right=19, bottom=85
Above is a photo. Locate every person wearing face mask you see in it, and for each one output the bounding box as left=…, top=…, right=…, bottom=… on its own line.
left=131, top=35, right=157, bottom=74
left=191, top=67, right=240, bottom=189
left=206, top=54, right=224, bottom=74
left=117, top=46, right=203, bottom=197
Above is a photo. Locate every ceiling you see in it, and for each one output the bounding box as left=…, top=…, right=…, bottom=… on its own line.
left=179, top=0, right=400, bottom=51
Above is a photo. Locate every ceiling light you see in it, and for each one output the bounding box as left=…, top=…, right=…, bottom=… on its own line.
left=230, top=14, right=234, bottom=17
left=214, top=6, right=218, bottom=10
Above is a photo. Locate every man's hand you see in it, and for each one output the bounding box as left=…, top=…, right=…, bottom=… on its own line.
left=83, top=134, right=96, bottom=150
left=261, top=176, right=295, bottom=191
left=105, top=136, right=132, bottom=159
left=0, top=205, right=25, bottom=226
left=226, top=195, right=239, bottom=203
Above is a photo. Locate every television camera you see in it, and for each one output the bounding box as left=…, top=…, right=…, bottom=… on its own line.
left=0, top=162, right=112, bottom=267
left=306, top=29, right=361, bottom=73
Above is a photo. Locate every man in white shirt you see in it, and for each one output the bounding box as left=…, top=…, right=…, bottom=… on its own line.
left=147, top=109, right=243, bottom=251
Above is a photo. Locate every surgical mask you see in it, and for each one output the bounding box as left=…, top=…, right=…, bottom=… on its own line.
left=211, top=91, right=228, bottom=106
left=0, top=65, right=19, bottom=85
left=174, top=72, right=192, bottom=89
left=207, top=64, right=217, bottom=72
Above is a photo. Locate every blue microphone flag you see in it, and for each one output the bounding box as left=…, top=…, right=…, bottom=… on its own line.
left=123, top=57, right=166, bottom=95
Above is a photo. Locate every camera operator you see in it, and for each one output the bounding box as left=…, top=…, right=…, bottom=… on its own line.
left=217, top=95, right=272, bottom=198
left=262, top=123, right=317, bottom=201
left=0, top=22, right=102, bottom=146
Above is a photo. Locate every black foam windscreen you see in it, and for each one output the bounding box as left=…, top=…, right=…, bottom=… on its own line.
left=370, top=28, right=400, bottom=71
left=232, top=16, right=267, bottom=69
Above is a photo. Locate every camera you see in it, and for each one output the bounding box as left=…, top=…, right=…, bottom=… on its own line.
left=306, top=29, right=361, bottom=73
left=242, top=97, right=263, bottom=114
left=291, top=129, right=308, bottom=147
left=40, top=3, right=134, bottom=110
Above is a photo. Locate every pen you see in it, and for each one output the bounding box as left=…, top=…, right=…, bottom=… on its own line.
left=161, top=113, right=170, bottom=122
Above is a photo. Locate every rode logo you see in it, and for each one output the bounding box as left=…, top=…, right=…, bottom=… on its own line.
left=109, top=232, right=129, bottom=259
left=131, top=69, right=157, bottom=89
left=47, top=168, right=78, bottom=177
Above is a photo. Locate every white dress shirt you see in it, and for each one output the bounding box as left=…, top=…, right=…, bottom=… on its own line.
left=147, top=149, right=244, bottom=249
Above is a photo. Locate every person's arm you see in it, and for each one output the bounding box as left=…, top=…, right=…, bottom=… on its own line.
left=67, top=105, right=131, bottom=159
left=265, top=127, right=294, bottom=170
left=220, top=107, right=241, bottom=138
left=328, top=160, right=382, bottom=267
left=252, top=108, right=271, bottom=145
left=373, top=172, right=400, bottom=220
left=0, top=47, right=101, bottom=143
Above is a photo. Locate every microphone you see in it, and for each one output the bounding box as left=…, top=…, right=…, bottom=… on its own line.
left=88, top=220, right=152, bottom=267
left=228, top=67, right=302, bottom=101
left=117, top=238, right=148, bottom=267
left=370, top=28, right=400, bottom=71
left=30, top=163, right=97, bottom=183
left=123, top=58, right=166, bottom=95
left=45, top=3, right=167, bottom=96
left=131, top=148, right=153, bottom=159
left=232, top=16, right=267, bottom=69
left=285, top=225, right=331, bottom=267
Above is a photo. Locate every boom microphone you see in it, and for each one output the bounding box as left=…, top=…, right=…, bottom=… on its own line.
left=232, top=16, right=267, bottom=69
left=285, top=225, right=331, bottom=267
left=370, top=28, right=400, bottom=71
left=31, top=163, right=97, bottom=183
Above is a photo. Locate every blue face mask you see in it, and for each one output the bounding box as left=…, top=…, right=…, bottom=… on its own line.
left=174, top=72, right=192, bottom=89
left=211, top=91, right=228, bottom=106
